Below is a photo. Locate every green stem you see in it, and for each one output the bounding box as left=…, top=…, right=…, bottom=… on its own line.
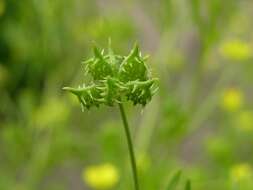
left=118, top=103, right=139, bottom=190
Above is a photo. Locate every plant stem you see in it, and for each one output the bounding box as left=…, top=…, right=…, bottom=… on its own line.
left=118, top=103, right=139, bottom=190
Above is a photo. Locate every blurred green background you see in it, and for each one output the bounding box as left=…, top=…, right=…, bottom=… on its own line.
left=1, top=0, right=253, bottom=189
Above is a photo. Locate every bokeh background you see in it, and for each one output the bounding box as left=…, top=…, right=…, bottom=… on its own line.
left=1, top=0, right=253, bottom=189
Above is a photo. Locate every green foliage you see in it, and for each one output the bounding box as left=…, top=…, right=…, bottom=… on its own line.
left=63, top=43, right=158, bottom=109
left=165, top=172, right=191, bottom=190
left=166, top=170, right=182, bottom=190
left=185, top=180, right=191, bottom=190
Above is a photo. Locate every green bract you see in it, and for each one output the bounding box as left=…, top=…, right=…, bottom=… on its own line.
left=63, top=43, right=158, bottom=110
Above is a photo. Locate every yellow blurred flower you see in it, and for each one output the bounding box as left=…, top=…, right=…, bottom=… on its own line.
left=230, top=163, right=252, bottom=182
left=221, top=88, right=243, bottom=112
left=237, top=110, right=253, bottom=131
left=220, top=40, right=251, bottom=61
left=0, top=0, right=5, bottom=16
left=83, top=163, right=119, bottom=190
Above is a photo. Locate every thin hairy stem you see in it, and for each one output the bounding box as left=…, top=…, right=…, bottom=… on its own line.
left=118, top=103, right=139, bottom=190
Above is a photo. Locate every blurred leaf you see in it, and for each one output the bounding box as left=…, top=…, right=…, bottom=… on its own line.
left=189, top=0, right=201, bottom=26
left=166, top=170, right=182, bottom=190
left=185, top=180, right=191, bottom=190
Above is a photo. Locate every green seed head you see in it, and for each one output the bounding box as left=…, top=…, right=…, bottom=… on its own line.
left=63, top=43, right=158, bottom=110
